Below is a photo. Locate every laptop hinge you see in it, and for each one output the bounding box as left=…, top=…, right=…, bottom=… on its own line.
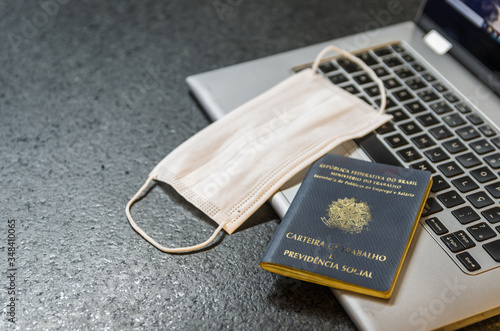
left=423, top=29, right=453, bottom=55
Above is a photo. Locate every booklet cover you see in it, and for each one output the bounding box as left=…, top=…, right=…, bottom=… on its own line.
left=260, top=154, right=432, bottom=299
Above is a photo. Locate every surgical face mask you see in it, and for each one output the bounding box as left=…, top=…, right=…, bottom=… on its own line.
left=126, top=45, right=392, bottom=253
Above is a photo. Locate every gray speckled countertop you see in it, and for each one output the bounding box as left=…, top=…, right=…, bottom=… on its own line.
left=1, top=0, right=499, bottom=330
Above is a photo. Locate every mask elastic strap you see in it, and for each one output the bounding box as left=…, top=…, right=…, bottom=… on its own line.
left=125, top=176, right=225, bottom=253
left=311, top=45, right=387, bottom=115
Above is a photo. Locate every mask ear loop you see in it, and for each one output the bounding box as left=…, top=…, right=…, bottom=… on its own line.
left=125, top=176, right=225, bottom=253
left=311, top=45, right=387, bottom=115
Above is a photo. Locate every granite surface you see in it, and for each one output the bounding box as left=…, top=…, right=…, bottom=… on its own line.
left=1, top=0, right=500, bottom=330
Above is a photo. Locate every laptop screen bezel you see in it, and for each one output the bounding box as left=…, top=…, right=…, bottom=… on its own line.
left=418, top=0, right=500, bottom=96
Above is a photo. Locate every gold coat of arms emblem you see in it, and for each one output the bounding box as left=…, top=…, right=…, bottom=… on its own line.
left=321, top=197, right=372, bottom=234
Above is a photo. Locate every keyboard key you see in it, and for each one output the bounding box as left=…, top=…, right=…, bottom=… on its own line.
left=470, top=167, right=497, bottom=183
left=383, top=78, right=401, bottom=89
left=376, top=122, right=395, bottom=134
left=451, top=175, right=479, bottom=193
left=438, top=190, right=465, bottom=208
left=482, top=206, right=500, bottom=224
left=413, top=134, right=436, bottom=148
left=466, top=191, right=494, bottom=208
left=393, top=89, right=413, bottom=101
left=467, top=113, right=484, bottom=125
left=374, top=67, right=390, bottom=77
left=430, top=101, right=453, bottom=114
left=375, top=97, right=397, bottom=109
left=441, top=233, right=465, bottom=252
left=452, top=206, right=480, bottom=224
left=356, top=52, right=378, bottom=66
left=422, top=198, right=443, bottom=216
left=479, top=125, right=496, bottom=137
left=395, top=67, right=414, bottom=78
left=432, top=82, right=448, bottom=93
left=468, top=222, right=497, bottom=241
left=431, top=175, right=450, bottom=192
left=397, top=147, right=422, bottom=162
left=454, top=230, right=476, bottom=249
left=443, top=113, right=466, bottom=127
left=492, top=137, right=500, bottom=148
left=329, top=73, right=348, bottom=84
left=385, top=134, right=408, bottom=148
left=319, top=62, right=338, bottom=73
left=455, top=103, right=472, bottom=114
left=399, top=121, right=422, bottom=135
left=406, top=78, right=427, bottom=90
left=470, top=139, right=495, bottom=155
left=388, top=109, right=409, bottom=122
left=342, top=84, right=360, bottom=94
left=425, top=217, right=448, bottom=235
left=411, top=160, right=436, bottom=173
left=443, top=139, right=467, bottom=154
left=391, top=44, right=405, bottom=53
left=456, top=126, right=480, bottom=141
left=364, top=85, right=380, bottom=97
left=430, top=126, right=453, bottom=140
left=413, top=64, right=426, bottom=72
left=485, top=182, right=500, bottom=198
left=384, top=57, right=403, bottom=67
left=353, top=73, right=372, bottom=85
left=444, top=92, right=460, bottom=103
left=424, top=147, right=449, bottom=162
left=417, top=113, right=439, bottom=127
left=456, top=252, right=481, bottom=271
left=374, top=47, right=393, bottom=56
left=338, top=57, right=362, bottom=73
left=417, top=90, right=440, bottom=102
left=438, top=161, right=464, bottom=177
left=423, top=73, right=437, bottom=82
left=483, top=239, right=500, bottom=262
left=404, top=101, right=426, bottom=114
left=402, top=54, right=415, bottom=62
left=456, top=152, right=481, bottom=168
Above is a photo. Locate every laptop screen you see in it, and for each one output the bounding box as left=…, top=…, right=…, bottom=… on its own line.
left=421, top=0, right=500, bottom=95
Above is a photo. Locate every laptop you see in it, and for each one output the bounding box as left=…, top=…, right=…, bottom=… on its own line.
left=186, top=0, right=500, bottom=330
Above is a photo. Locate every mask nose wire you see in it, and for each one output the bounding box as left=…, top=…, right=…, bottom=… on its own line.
left=125, top=176, right=225, bottom=253
left=310, top=45, right=387, bottom=115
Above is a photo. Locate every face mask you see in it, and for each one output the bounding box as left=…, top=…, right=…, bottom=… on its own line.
left=126, top=45, right=392, bottom=253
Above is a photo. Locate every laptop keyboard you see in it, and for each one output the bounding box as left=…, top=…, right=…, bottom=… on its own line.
left=297, top=41, right=500, bottom=275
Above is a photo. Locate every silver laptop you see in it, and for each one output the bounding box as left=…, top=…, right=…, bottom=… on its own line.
left=186, top=0, right=500, bottom=330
